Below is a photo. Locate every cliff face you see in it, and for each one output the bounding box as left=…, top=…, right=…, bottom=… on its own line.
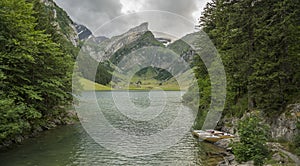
left=40, top=0, right=79, bottom=46
left=100, top=22, right=151, bottom=62
left=81, top=22, right=155, bottom=62
left=221, top=104, right=300, bottom=142
left=270, top=104, right=300, bottom=141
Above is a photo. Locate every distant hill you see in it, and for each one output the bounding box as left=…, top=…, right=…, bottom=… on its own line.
left=77, top=22, right=199, bottom=90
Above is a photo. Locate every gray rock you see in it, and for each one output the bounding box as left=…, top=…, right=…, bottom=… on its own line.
left=237, top=160, right=254, bottom=166
left=270, top=103, right=300, bottom=141
left=272, top=152, right=289, bottom=163
left=215, top=139, right=233, bottom=149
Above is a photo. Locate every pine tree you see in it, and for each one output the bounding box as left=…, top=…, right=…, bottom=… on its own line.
left=199, top=0, right=300, bottom=116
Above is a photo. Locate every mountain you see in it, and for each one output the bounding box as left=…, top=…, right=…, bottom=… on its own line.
left=94, top=36, right=108, bottom=43
left=167, top=35, right=196, bottom=65
left=74, top=23, right=93, bottom=40
left=110, top=31, right=164, bottom=64
left=39, top=0, right=79, bottom=46
left=77, top=23, right=203, bottom=88
left=80, top=22, right=163, bottom=62
left=78, top=22, right=172, bottom=87
left=74, top=23, right=108, bottom=43
left=156, top=37, right=172, bottom=46
left=39, top=0, right=197, bottom=88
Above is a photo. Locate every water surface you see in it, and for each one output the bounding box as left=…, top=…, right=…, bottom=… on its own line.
left=0, top=91, right=224, bottom=165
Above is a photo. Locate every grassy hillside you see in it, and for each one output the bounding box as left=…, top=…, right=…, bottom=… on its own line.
left=79, top=77, right=112, bottom=91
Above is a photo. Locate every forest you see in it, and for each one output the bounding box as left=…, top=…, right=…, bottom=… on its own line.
left=0, top=0, right=77, bottom=145
left=182, top=0, right=300, bottom=123
left=184, top=0, right=300, bottom=164
left=0, top=0, right=300, bottom=165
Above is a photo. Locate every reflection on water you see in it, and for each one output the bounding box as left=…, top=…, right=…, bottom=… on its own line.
left=0, top=91, right=224, bottom=166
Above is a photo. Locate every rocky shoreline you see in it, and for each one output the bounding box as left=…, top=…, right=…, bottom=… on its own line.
left=213, top=103, right=300, bottom=166
left=214, top=141, right=300, bottom=166
left=0, top=110, right=78, bottom=150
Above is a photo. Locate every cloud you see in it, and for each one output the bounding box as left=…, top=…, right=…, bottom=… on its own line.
left=53, top=0, right=211, bottom=37
left=54, top=0, right=123, bottom=32
left=137, top=0, right=198, bottom=20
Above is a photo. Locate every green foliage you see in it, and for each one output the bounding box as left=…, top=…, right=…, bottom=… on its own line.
left=0, top=0, right=75, bottom=144
left=225, top=95, right=248, bottom=118
left=232, top=115, right=269, bottom=165
left=29, top=0, right=79, bottom=59
left=199, top=0, right=300, bottom=116
left=77, top=53, right=113, bottom=85
left=95, top=62, right=113, bottom=85
left=0, top=98, right=33, bottom=141
left=293, top=134, right=300, bottom=156
left=167, top=39, right=194, bottom=64
left=134, top=67, right=173, bottom=81
left=183, top=55, right=211, bottom=129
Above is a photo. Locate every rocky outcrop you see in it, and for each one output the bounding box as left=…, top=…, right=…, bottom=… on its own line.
left=40, top=0, right=79, bottom=46
left=267, top=142, right=300, bottom=165
left=221, top=103, right=300, bottom=142
left=216, top=104, right=300, bottom=165
left=81, top=22, right=151, bottom=62
left=270, top=103, right=300, bottom=141
left=99, top=22, right=150, bottom=61
left=74, top=23, right=93, bottom=40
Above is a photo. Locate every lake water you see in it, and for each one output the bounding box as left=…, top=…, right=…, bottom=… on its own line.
left=0, top=91, right=224, bottom=166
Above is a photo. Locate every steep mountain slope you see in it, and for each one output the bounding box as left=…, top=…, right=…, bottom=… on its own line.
left=167, top=39, right=194, bottom=64
left=74, top=23, right=108, bottom=42
left=74, top=23, right=93, bottom=40
left=77, top=23, right=200, bottom=89
left=81, top=22, right=162, bottom=62
left=110, top=31, right=164, bottom=64
left=78, top=23, right=166, bottom=86
left=38, top=0, right=78, bottom=46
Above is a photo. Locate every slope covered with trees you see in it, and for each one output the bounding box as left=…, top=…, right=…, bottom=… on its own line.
left=0, top=0, right=77, bottom=146
left=188, top=0, right=300, bottom=164
left=198, top=0, right=300, bottom=117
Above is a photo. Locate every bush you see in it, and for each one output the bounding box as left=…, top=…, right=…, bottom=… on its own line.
left=233, top=115, right=269, bottom=165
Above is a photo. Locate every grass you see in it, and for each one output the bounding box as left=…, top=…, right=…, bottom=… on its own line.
left=127, top=85, right=181, bottom=91
left=80, top=77, right=183, bottom=91
left=79, top=77, right=112, bottom=91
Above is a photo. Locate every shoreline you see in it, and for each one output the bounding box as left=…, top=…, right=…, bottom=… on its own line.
left=0, top=110, right=78, bottom=150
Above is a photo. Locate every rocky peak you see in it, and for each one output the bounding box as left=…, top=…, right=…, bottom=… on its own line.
left=126, top=22, right=149, bottom=34
left=83, top=22, right=151, bottom=62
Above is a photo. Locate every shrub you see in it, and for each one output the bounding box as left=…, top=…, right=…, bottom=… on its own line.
left=233, top=115, right=269, bottom=165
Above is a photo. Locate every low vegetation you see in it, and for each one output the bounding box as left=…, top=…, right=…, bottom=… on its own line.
left=232, top=114, right=269, bottom=165
left=79, top=78, right=112, bottom=91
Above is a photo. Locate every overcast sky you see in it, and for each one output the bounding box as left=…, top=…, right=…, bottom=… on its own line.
left=54, top=0, right=210, bottom=38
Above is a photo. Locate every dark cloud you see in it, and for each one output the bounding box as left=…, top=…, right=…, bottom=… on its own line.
left=54, top=0, right=123, bottom=31
left=53, top=0, right=210, bottom=37
left=139, top=0, right=198, bottom=20
left=95, top=11, right=195, bottom=38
